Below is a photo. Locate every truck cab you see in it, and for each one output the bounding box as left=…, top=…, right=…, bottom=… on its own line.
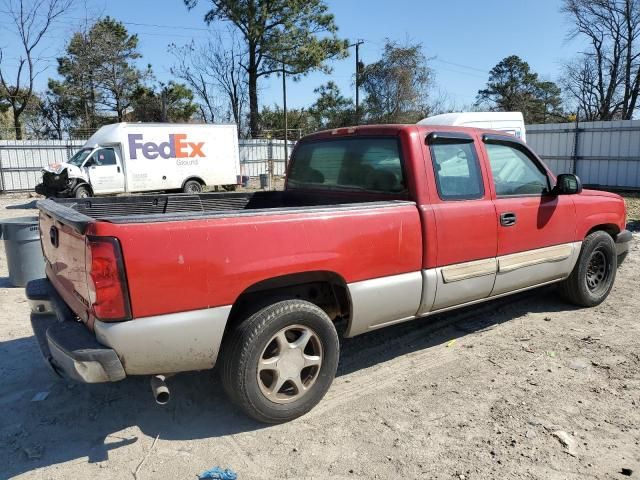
left=39, top=145, right=125, bottom=198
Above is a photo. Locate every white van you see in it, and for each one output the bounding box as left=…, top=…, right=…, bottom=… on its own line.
left=36, top=123, right=240, bottom=198
left=418, top=112, right=526, bottom=143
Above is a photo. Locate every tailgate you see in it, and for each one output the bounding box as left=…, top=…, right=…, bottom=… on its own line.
left=39, top=210, right=91, bottom=322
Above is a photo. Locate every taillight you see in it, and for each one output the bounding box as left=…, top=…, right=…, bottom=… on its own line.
left=86, top=236, right=131, bottom=321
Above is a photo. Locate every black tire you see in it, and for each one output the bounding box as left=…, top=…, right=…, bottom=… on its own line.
left=182, top=179, right=203, bottom=194
left=219, top=299, right=339, bottom=423
left=74, top=185, right=91, bottom=198
left=559, top=231, right=617, bottom=307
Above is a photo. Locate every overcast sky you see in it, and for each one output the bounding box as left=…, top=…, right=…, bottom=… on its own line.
left=0, top=0, right=586, bottom=111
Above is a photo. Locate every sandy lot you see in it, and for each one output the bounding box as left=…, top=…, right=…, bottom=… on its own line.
left=0, top=192, right=638, bottom=480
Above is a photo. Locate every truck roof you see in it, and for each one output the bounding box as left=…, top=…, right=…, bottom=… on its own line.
left=300, top=123, right=515, bottom=141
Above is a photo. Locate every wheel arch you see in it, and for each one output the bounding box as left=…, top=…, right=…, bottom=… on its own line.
left=585, top=223, right=620, bottom=239
left=73, top=180, right=93, bottom=196
left=181, top=176, right=206, bottom=189
left=223, top=270, right=352, bottom=340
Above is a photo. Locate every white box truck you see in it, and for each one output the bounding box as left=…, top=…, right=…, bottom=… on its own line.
left=418, top=112, right=526, bottom=142
left=36, top=123, right=240, bottom=198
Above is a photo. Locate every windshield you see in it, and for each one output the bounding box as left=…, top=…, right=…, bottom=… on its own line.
left=288, top=137, right=406, bottom=194
left=68, top=148, right=93, bottom=167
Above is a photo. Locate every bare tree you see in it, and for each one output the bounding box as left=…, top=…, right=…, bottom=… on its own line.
left=0, top=0, right=73, bottom=139
left=562, top=0, right=640, bottom=120
left=170, top=30, right=248, bottom=132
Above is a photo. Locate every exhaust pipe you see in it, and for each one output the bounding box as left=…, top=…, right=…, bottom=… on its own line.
left=150, top=375, right=170, bottom=405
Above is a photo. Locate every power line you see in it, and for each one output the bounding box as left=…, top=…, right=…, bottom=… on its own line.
left=0, top=9, right=216, bottom=33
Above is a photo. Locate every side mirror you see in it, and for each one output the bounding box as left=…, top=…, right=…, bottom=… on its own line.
left=554, top=173, right=582, bottom=195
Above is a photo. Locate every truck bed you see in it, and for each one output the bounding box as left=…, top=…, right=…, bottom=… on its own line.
left=38, top=190, right=411, bottom=232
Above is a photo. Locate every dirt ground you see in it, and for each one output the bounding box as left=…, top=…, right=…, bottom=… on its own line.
left=0, top=192, right=639, bottom=480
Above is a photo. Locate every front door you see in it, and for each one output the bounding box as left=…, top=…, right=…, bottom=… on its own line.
left=85, top=147, right=125, bottom=194
left=481, top=135, right=578, bottom=295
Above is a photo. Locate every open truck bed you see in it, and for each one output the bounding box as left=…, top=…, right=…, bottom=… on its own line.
left=38, top=190, right=411, bottom=232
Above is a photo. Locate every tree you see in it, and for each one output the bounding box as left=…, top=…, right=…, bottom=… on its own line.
left=309, top=81, right=353, bottom=129
left=476, top=55, right=565, bottom=123
left=562, top=0, right=640, bottom=120
left=184, top=0, right=348, bottom=137
left=0, top=0, right=73, bottom=139
left=259, top=105, right=315, bottom=138
left=169, top=29, right=248, bottom=129
left=130, top=82, right=198, bottom=122
left=360, top=40, right=433, bottom=124
left=55, top=17, right=150, bottom=127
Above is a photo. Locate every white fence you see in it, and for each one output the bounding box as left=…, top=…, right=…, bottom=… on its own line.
left=527, top=119, right=640, bottom=189
left=0, top=138, right=295, bottom=192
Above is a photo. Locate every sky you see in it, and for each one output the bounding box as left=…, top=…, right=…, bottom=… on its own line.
left=0, top=0, right=587, bottom=112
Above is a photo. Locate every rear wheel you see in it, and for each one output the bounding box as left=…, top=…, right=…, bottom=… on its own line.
left=559, top=231, right=617, bottom=307
left=219, top=299, right=339, bottom=423
left=74, top=185, right=91, bottom=198
left=182, top=179, right=203, bottom=194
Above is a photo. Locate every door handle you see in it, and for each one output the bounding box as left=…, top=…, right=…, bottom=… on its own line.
left=500, top=212, right=517, bottom=226
left=117, top=166, right=121, bottom=173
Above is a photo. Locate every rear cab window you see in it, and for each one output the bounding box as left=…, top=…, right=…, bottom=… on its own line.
left=427, top=132, right=485, bottom=201
left=287, top=137, right=406, bottom=194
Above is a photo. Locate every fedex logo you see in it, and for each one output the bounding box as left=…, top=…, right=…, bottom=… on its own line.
left=128, top=134, right=205, bottom=160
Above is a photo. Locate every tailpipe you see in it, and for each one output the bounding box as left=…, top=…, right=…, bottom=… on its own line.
left=150, top=375, right=170, bottom=405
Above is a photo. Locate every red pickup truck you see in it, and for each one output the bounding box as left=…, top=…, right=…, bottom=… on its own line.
left=27, top=124, right=631, bottom=423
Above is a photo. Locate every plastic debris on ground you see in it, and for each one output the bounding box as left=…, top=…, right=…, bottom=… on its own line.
left=198, top=466, right=238, bottom=480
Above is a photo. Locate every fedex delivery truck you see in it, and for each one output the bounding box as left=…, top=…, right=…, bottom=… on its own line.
left=418, top=112, right=526, bottom=143
left=36, top=123, right=240, bottom=198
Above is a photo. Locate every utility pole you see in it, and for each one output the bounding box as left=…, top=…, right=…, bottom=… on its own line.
left=353, top=39, right=364, bottom=124
left=282, top=60, right=288, bottom=174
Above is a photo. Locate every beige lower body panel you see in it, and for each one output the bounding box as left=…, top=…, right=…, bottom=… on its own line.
left=345, top=241, right=582, bottom=336
left=345, top=271, right=422, bottom=337
left=492, top=242, right=581, bottom=296
left=94, top=305, right=232, bottom=375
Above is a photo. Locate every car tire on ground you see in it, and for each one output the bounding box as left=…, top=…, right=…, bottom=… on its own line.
left=219, top=299, right=340, bottom=424
left=74, top=185, right=91, bottom=198
left=182, top=180, right=203, bottom=194
left=559, top=230, right=617, bottom=307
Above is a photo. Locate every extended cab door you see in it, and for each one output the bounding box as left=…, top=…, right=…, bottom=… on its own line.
left=420, top=132, right=499, bottom=312
left=85, top=147, right=125, bottom=194
left=481, top=134, right=578, bottom=295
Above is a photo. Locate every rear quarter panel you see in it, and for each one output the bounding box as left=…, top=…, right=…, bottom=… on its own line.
left=90, top=204, right=423, bottom=318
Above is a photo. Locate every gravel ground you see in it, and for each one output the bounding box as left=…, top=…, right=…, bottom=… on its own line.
left=0, top=192, right=638, bottom=480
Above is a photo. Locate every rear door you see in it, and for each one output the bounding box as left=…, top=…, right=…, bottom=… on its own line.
left=481, top=134, right=578, bottom=295
left=421, top=132, right=498, bottom=312
left=86, top=147, right=125, bottom=194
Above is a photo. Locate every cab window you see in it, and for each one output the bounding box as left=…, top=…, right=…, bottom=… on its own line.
left=485, top=143, right=549, bottom=196
left=288, top=137, right=406, bottom=194
left=429, top=139, right=484, bottom=201
left=85, top=148, right=116, bottom=167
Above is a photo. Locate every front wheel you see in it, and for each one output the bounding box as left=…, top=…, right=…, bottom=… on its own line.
left=219, top=300, right=339, bottom=423
left=559, top=231, right=617, bottom=307
left=74, top=185, right=91, bottom=198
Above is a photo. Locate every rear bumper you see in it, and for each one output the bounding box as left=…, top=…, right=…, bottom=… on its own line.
left=27, top=278, right=233, bottom=380
left=615, top=229, right=632, bottom=258
left=26, top=278, right=126, bottom=383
